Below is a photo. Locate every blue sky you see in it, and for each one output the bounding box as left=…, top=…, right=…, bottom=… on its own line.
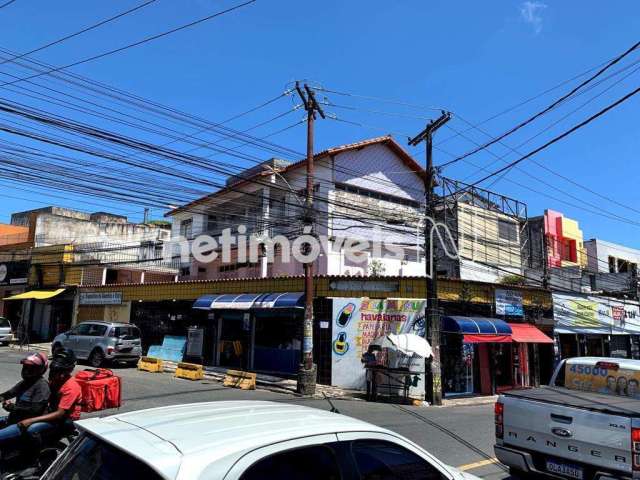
left=0, top=1, right=638, bottom=247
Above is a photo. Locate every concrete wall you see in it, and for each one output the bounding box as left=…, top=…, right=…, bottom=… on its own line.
left=585, top=238, right=640, bottom=273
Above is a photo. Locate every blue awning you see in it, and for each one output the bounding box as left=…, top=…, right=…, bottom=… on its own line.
left=193, top=292, right=305, bottom=310
left=442, top=316, right=513, bottom=335
left=253, top=292, right=305, bottom=309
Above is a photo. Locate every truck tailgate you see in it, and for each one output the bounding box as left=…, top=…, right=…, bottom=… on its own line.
left=502, top=393, right=634, bottom=476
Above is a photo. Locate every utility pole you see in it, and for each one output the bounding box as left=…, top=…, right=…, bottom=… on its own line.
left=295, top=82, right=325, bottom=396
left=408, top=111, right=451, bottom=406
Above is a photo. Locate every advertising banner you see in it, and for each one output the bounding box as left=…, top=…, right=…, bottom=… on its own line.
left=553, top=293, right=640, bottom=334
left=330, top=297, right=426, bottom=390
left=565, top=362, right=640, bottom=399
left=495, top=289, right=524, bottom=316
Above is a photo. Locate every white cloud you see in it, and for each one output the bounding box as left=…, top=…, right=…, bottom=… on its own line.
left=520, top=1, right=547, bottom=34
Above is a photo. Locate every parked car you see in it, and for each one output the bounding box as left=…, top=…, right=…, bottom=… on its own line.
left=0, top=317, right=12, bottom=345
left=495, top=356, right=640, bottom=480
left=52, top=321, right=142, bottom=367
left=42, top=401, right=480, bottom=480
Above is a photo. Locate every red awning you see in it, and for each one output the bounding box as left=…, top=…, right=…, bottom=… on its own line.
left=508, top=323, right=554, bottom=344
left=463, top=334, right=512, bottom=344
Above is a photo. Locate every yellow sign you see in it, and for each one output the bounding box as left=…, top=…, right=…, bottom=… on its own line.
left=566, top=363, right=640, bottom=398
left=569, top=300, right=599, bottom=327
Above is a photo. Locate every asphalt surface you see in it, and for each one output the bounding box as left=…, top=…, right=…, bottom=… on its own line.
left=0, top=347, right=510, bottom=479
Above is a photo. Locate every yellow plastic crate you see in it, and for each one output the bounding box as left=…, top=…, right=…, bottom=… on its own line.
left=138, top=356, right=163, bottom=373
left=174, top=362, right=204, bottom=381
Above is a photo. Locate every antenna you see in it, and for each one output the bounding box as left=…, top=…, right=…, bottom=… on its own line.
left=322, top=392, right=340, bottom=414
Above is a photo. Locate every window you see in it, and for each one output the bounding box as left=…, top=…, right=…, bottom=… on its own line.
left=334, top=183, right=421, bottom=208
left=179, top=218, right=193, bottom=238
left=0, top=317, right=9, bottom=328
left=110, top=326, right=140, bottom=339
left=240, top=445, right=341, bottom=480
left=351, top=440, right=446, bottom=480
left=74, top=323, right=92, bottom=336
left=497, top=220, right=517, bottom=242
left=609, top=256, right=617, bottom=273
left=86, top=324, right=107, bottom=337
left=42, top=433, right=162, bottom=480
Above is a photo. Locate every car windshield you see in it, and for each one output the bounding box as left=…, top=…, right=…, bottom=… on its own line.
left=42, top=433, right=162, bottom=480
left=0, top=317, right=9, bottom=328
left=111, top=326, right=140, bottom=339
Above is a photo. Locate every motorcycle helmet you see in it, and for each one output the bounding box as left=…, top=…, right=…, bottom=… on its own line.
left=49, top=348, right=77, bottom=373
left=20, top=352, right=49, bottom=378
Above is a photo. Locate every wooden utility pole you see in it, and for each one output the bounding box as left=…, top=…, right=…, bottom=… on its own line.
left=408, top=111, right=451, bottom=406
left=295, top=82, right=325, bottom=395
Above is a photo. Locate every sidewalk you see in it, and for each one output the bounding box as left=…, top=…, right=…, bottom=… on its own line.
left=9, top=343, right=497, bottom=406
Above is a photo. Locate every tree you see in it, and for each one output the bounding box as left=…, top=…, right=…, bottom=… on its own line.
left=369, top=260, right=386, bottom=276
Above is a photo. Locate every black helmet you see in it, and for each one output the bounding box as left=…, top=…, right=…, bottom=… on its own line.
left=50, top=348, right=77, bottom=372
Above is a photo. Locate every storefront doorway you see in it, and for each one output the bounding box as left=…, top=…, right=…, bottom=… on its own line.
left=217, top=311, right=251, bottom=370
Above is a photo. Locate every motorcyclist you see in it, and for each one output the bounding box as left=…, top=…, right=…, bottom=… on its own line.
left=0, top=348, right=81, bottom=452
left=0, top=352, right=50, bottom=431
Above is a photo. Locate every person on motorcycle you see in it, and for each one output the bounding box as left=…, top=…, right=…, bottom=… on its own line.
left=0, top=348, right=81, bottom=451
left=0, top=352, right=50, bottom=433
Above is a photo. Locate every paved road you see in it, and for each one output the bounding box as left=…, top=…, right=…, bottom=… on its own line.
left=0, top=347, right=510, bottom=479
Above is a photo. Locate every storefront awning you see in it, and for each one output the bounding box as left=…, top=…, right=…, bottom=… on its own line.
left=508, top=323, right=554, bottom=344
left=193, top=292, right=305, bottom=310
left=3, top=288, right=66, bottom=301
left=443, top=316, right=512, bottom=344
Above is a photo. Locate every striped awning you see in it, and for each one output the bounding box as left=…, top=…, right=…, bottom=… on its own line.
left=193, top=292, right=305, bottom=310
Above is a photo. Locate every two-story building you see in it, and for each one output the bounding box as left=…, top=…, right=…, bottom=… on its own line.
left=166, top=136, right=428, bottom=280
left=2, top=207, right=176, bottom=342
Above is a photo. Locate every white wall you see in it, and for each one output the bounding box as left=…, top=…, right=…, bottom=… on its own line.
left=585, top=239, right=640, bottom=273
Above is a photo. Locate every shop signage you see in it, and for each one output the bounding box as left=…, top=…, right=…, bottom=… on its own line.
left=330, top=297, right=426, bottom=390
left=495, top=289, right=524, bottom=316
left=553, top=293, right=640, bottom=334
left=79, top=292, right=123, bottom=306
left=329, top=280, right=399, bottom=292
left=0, top=261, right=29, bottom=287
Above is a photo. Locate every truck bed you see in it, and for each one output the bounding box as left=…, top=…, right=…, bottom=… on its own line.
left=503, top=386, right=640, bottom=417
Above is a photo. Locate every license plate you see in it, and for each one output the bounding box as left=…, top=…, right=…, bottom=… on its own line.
left=546, top=460, right=584, bottom=479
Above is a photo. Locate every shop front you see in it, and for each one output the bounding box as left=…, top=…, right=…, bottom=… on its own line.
left=553, top=293, right=640, bottom=360
left=0, top=260, right=30, bottom=334
left=441, top=316, right=512, bottom=397
left=3, top=288, right=74, bottom=342
left=193, top=292, right=305, bottom=376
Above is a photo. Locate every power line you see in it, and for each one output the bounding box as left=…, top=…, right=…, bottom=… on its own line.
left=441, top=39, right=640, bottom=167
left=0, top=0, right=158, bottom=66
left=0, top=0, right=17, bottom=10
left=0, top=0, right=257, bottom=88
left=462, top=85, right=640, bottom=188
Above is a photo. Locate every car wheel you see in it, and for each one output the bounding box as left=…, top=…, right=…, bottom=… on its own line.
left=88, top=349, right=105, bottom=368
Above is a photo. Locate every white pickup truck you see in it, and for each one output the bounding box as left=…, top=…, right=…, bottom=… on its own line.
left=495, top=357, right=640, bottom=480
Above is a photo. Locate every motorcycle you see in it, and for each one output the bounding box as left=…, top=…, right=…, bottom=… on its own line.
left=0, top=422, right=76, bottom=480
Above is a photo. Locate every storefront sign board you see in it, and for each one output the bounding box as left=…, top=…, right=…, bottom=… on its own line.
left=79, top=292, right=123, bottom=305
left=495, top=289, right=524, bottom=316
left=553, top=293, right=640, bottom=334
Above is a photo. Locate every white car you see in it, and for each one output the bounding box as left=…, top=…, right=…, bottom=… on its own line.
left=0, top=317, right=12, bottom=345
left=42, top=401, right=480, bottom=480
